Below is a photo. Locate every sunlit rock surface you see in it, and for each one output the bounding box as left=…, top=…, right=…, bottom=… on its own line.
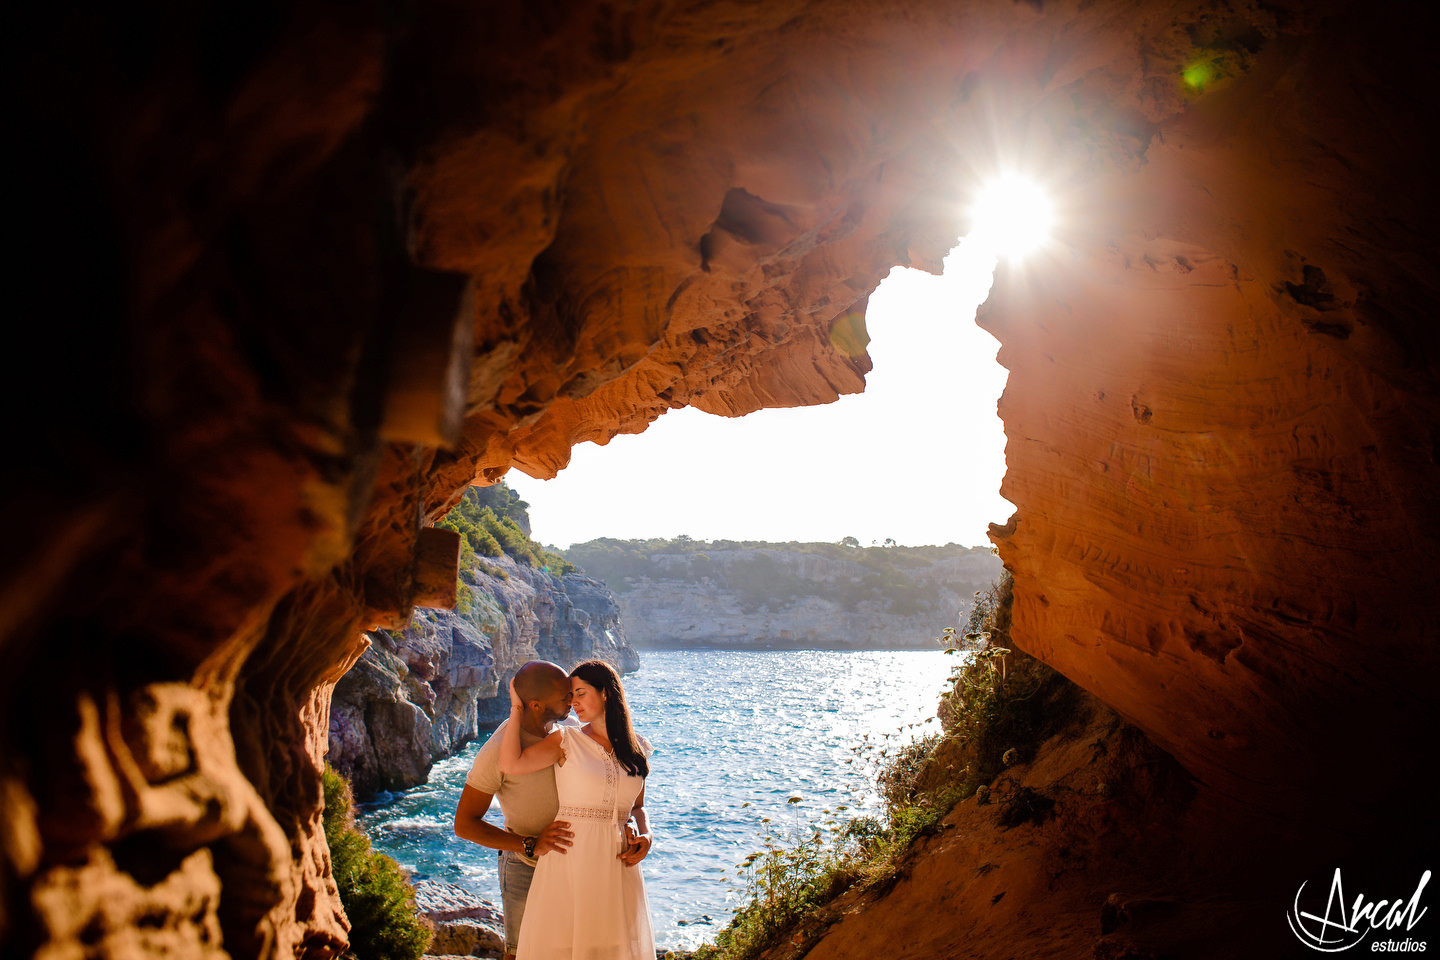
left=413, top=880, right=504, bottom=959
left=3, top=0, right=1435, bottom=956
left=326, top=616, right=495, bottom=798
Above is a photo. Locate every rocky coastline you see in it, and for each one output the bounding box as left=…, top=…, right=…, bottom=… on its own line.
left=327, top=553, right=638, bottom=797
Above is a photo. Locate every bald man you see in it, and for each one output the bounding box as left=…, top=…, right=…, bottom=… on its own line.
left=454, top=661, right=576, bottom=960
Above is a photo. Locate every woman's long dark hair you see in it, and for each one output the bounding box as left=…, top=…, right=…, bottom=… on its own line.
left=570, top=659, right=648, bottom=778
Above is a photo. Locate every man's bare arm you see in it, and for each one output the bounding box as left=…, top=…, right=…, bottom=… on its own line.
left=454, top=786, right=524, bottom=852
left=454, top=785, right=574, bottom=855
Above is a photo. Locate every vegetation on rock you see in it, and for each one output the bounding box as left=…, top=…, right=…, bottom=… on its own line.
left=914, top=571, right=1081, bottom=799
left=323, top=765, right=432, bottom=960
left=437, top=481, right=573, bottom=574
left=695, top=571, right=1082, bottom=960
left=328, top=480, right=637, bottom=798
left=437, top=482, right=575, bottom=613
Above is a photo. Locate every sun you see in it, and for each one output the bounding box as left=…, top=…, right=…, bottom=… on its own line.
left=969, top=175, right=1055, bottom=260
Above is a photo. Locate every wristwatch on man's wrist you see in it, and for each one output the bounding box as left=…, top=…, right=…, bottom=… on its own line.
left=522, top=835, right=538, bottom=858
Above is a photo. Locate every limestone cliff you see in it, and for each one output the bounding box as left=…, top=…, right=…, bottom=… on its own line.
left=326, top=553, right=636, bottom=797
left=568, top=539, right=1001, bottom=649
left=5, top=1, right=1438, bottom=957
left=325, top=614, right=494, bottom=799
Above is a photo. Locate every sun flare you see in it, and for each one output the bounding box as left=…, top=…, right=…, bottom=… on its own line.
left=970, top=175, right=1055, bottom=260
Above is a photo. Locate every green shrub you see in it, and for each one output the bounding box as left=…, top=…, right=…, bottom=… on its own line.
left=455, top=583, right=473, bottom=615
left=475, top=560, right=509, bottom=580
left=540, top=550, right=577, bottom=576
left=700, top=831, right=858, bottom=960
left=436, top=492, right=503, bottom=559
left=697, top=776, right=969, bottom=960
left=473, top=524, right=504, bottom=558
left=929, top=573, right=1079, bottom=799
left=470, top=481, right=532, bottom=533
left=875, top=732, right=942, bottom=810
left=322, top=766, right=431, bottom=960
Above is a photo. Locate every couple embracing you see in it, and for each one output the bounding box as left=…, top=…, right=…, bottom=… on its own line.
left=454, top=659, right=655, bottom=960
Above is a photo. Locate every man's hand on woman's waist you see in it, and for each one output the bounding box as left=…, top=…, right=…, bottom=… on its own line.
left=534, top=818, right=573, bottom=856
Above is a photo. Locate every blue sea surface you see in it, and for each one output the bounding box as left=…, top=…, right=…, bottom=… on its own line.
left=358, top=648, right=952, bottom=949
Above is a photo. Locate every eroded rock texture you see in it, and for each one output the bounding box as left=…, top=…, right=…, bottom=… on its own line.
left=2, top=0, right=1436, bottom=957
left=326, top=617, right=497, bottom=798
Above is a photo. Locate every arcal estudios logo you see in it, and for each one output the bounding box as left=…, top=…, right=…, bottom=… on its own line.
left=1289, top=868, right=1432, bottom=952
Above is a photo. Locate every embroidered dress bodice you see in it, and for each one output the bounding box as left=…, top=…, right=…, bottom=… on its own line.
left=554, top=726, right=635, bottom=829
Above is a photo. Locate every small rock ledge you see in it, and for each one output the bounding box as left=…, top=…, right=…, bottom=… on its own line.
left=414, top=881, right=505, bottom=959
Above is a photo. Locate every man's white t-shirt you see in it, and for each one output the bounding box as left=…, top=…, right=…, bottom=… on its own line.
left=465, top=718, right=574, bottom=865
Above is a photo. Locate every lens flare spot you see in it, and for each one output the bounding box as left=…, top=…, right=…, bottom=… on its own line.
left=1183, top=61, right=1213, bottom=90
left=828, top=312, right=870, bottom=358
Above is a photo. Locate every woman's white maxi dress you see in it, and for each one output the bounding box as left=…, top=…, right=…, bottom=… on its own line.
left=515, top=724, right=655, bottom=960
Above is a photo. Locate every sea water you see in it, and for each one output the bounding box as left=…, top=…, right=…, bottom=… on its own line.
left=358, top=648, right=953, bottom=949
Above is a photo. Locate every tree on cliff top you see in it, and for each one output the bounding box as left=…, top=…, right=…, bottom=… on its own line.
left=436, top=482, right=574, bottom=575
left=470, top=480, right=532, bottom=536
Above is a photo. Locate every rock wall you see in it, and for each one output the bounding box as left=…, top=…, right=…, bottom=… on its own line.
left=979, top=16, right=1440, bottom=824
left=326, top=556, right=636, bottom=797
left=4, top=1, right=1437, bottom=957
left=572, top=542, right=1001, bottom=649
left=325, top=615, right=495, bottom=799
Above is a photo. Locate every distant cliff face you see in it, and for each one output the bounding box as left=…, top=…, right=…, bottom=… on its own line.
left=567, top=539, right=1001, bottom=649
left=327, top=553, right=637, bottom=796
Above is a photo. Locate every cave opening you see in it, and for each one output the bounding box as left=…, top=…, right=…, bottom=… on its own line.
left=506, top=175, right=1056, bottom=548
left=508, top=232, right=1012, bottom=549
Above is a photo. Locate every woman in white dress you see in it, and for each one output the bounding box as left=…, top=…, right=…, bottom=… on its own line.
left=500, top=659, right=655, bottom=960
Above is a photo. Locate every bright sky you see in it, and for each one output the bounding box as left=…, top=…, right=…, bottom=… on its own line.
left=508, top=237, right=1014, bottom=549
